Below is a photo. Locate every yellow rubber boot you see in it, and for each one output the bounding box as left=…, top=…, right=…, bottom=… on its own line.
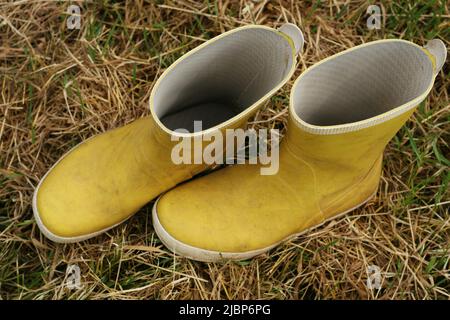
left=33, top=24, right=304, bottom=242
left=153, top=39, right=446, bottom=262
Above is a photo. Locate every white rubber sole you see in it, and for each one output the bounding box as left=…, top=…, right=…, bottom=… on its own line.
left=32, top=136, right=131, bottom=243
left=152, top=190, right=378, bottom=262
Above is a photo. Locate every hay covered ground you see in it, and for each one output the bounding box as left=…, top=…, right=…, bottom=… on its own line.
left=0, top=0, right=449, bottom=299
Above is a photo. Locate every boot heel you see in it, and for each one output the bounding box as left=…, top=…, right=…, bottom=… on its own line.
left=320, top=156, right=382, bottom=221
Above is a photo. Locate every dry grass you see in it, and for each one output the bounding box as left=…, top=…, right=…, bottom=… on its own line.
left=0, top=0, right=449, bottom=300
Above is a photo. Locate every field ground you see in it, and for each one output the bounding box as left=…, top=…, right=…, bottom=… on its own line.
left=0, top=0, right=449, bottom=299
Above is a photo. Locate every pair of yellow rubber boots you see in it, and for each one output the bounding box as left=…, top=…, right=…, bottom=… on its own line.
left=33, top=24, right=446, bottom=262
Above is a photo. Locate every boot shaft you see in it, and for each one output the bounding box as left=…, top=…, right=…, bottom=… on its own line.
left=283, top=38, right=445, bottom=214
left=148, top=24, right=303, bottom=164
left=285, top=38, right=444, bottom=169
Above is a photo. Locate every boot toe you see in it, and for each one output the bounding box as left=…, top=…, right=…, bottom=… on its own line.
left=153, top=165, right=318, bottom=261
left=33, top=159, right=126, bottom=242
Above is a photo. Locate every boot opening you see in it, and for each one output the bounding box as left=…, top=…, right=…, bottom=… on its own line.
left=293, top=41, right=434, bottom=126
left=152, top=27, right=294, bottom=133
